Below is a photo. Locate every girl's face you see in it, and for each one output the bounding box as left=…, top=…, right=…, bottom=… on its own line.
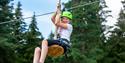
left=61, top=17, right=70, bottom=23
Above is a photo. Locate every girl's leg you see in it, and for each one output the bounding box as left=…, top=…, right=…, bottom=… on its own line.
left=39, top=40, right=48, bottom=63
left=33, top=47, right=41, bottom=63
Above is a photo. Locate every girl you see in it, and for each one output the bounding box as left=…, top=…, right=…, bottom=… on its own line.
left=33, top=9, right=73, bottom=63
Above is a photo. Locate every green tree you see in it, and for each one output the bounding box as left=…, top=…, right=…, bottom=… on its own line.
left=8, top=1, right=27, bottom=46
left=21, top=12, right=43, bottom=63
left=0, top=0, right=14, bottom=37
left=74, top=1, right=102, bottom=63
left=0, top=0, right=18, bottom=63
left=99, top=0, right=112, bottom=42
left=48, top=31, right=54, bottom=40
left=7, top=2, right=28, bottom=63
left=99, top=2, right=125, bottom=62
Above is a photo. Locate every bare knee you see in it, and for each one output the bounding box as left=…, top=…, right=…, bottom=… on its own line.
left=41, top=40, right=48, bottom=46
left=35, top=47, right=41, bottom=53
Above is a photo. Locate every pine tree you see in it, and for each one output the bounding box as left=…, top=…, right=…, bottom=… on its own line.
left=48, top=31, right=54, bottom=40
left=0, top=0, right=14, bottom=37
left=9, top=1, right=27, bottom=44
left=98, top=0, right=125, bottom=63
left=99, top=10, right=125, bottom=63
left=99, top=1, right=125, bottom=62
left=0, top=0, right=18, bottom=63
left=7, top=2, right=28, bottom=63
left=21, top=12, right=43, bottom=63
left=99, top=0, right=112, bottom=42
left=27, top=12, right=42, bottom=45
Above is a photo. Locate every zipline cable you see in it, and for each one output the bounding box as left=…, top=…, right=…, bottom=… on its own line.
left=68, top=1, right=99, bottom=10
left=0, top=1, right=99, bottom=25
left=0, top=12, right=54, bottom=25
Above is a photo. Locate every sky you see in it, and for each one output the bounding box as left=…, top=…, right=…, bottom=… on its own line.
left=105, top=0, right=122, bottom=26
left=12, top=0, right=69, bottom=39
left=12, top=0, right=123, bottom=39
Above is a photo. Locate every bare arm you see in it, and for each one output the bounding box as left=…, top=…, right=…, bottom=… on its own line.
left=54, top=10, right=68, bottom=29
left=51, top=2, right=61, bottom=25
left=51, top=12, right=57, bottom=24
left=56, top=21, right=68, bottom=29
left=51, top=8, right=61, bottom=24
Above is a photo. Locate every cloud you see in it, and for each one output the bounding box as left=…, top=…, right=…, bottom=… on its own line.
left=105, top=0, right=122, bottom=26
left=37, top=14, right=55, bottom=38
left=105, top=0, right=122, bottom=18
left=106, top=17, right=117, bottom=26
left=22, top=9, right=33, bottom=25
